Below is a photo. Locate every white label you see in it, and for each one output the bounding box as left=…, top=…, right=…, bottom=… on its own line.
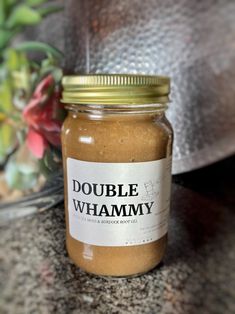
left=67, top=157, right=172, bottom=247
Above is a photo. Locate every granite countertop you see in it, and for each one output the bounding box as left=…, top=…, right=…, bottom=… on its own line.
left=0, top=157, right=235, bottom=314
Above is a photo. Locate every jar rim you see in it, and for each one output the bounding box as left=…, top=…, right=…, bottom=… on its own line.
left=61, top=74, right=170, bottom=105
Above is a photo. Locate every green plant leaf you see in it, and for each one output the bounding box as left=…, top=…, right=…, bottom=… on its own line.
left=38, top=54, right=62, bottom=84
left=6, top=5, right=41, bottom=28
left=5, top=48, right=20, bottom=70
left=37, top=5, right=63, bottom=17
left=5, top=156, right=39, bottom=189
left=0, top=72, right=26, bottom=138
left=0, top=28, right=17, bottom=50
left=5, top=144, right=40, bottom=190
left=39, top=148, right=61, bottom=177
left=39, top=65, right=62, bottom=83
left=0, top=0, right=7, bottom=26
left=26, top=0, right=47, bottom=6
left=43, top=149, right=59, bottom=172
left=5, top=0, right=18, bottom=7
left=4, top=49, right=31, bottom=98
left=5, top=49, right=29, bottom=71
left=0, top=123, right=15, bottom=164
left=18, top=50, right=30, bottom=68
left=15, top=41, right=63, bottom=60
left=0, top=79, right=13, bottom=113
left=38, top=158, right=50, bottom=177
left=12, top=70, right=30, bottom=90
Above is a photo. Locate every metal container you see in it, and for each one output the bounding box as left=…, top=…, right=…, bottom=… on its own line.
left=62, top=0, right=235, bottom=174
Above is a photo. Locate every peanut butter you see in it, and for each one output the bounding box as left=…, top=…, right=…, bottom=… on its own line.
left=61, top=74, right=173, bottom=277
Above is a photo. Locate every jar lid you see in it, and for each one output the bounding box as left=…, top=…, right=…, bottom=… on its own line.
left=61, top=74, right=170, bottom=105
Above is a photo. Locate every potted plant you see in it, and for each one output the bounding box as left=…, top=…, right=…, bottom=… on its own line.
left=0, top=0, right=65, bottom=213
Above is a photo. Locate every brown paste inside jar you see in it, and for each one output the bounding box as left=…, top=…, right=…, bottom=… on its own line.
left=62, top=110, right=172, bottom=277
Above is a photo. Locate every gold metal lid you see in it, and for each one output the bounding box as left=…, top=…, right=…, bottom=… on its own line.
left=61, top=74, right=170, bottom=105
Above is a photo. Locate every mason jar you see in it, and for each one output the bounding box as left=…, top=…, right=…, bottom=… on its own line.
left=61, top=74, right=173, bottom=277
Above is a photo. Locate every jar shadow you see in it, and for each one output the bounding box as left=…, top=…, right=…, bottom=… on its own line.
left=164, top=183, right=227, bottom=265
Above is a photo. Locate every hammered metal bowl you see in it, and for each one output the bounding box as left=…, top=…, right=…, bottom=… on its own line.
left=61, top=0, right=235, bottom=174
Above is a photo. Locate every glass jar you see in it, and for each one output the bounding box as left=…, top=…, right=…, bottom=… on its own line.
left=61, top=74, right=173, bottom=277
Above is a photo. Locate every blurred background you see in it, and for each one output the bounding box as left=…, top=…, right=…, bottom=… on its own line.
left=0, top=1, right=234, bottom=313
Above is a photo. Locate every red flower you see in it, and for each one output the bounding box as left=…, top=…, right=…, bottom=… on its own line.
left=23, top=75, right=62, bottom=158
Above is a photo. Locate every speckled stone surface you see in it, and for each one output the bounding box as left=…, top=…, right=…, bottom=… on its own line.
left=0, top=167, right=235, bottom=313
left=0, top=185, right=234, bottom=314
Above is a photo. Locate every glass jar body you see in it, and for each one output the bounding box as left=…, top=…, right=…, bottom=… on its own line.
left=61, top=106, right=173, bottom=277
